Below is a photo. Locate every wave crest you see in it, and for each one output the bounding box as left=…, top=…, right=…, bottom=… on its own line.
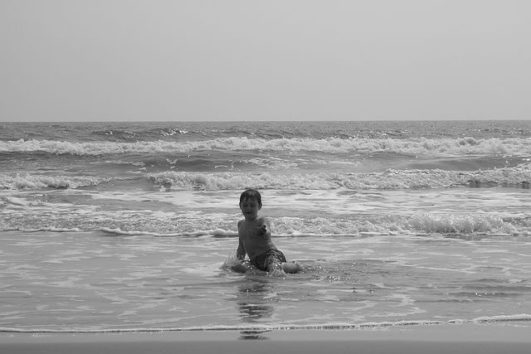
left=148, top=164, right=531, bottom=191
left=2, top=163, right=529, bottom=191
left=2, top=137, right=530, bottom=156
left=2, top=209, right=529, bottom=238
left=0, top=173, right=109, bottom=190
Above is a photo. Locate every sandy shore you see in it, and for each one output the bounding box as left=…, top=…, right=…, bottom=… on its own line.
left=2, top=324, right=531, bottom=354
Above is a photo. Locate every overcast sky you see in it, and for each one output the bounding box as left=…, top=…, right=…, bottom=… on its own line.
left=1, top=0, right=530, bottom=122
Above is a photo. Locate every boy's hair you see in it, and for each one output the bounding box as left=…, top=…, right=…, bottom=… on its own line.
left=239, top=188, right=262, bottom=207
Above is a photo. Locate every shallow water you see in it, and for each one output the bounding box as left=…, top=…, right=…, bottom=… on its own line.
left=1, top=227, right=531, bottom=332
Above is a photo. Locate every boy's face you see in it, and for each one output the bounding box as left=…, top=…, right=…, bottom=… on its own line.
left=240, top=198, right=261, bottom=220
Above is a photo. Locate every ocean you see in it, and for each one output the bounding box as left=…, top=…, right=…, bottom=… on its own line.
left=1, top=120, right=530, bottom=334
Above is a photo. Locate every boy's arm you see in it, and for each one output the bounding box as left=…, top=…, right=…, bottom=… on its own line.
left=236, top=220, right=246, bottom=260
left=236, top=238, right=246, bottom=260
left=257, top=217, right=272, bottom=239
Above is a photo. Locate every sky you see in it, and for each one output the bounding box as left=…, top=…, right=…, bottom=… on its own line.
left=1, top=0, right=530, bottom=122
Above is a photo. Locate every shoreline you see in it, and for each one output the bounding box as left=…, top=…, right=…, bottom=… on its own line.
left=2, top=324, right=531, bottom=354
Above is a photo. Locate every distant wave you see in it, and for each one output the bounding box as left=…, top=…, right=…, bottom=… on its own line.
left=89, top=127, right=190, bottom=141
left=2, top=163, right=529, bottom=191
left=148, top=164, right=531, bottom=191
left=0, top=173, right=111, bottom=190
left=2, top=137, right=530, bottom=156
left=0, top=226, right=82, bottom=233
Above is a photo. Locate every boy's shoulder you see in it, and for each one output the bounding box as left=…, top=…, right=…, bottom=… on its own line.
left=238, top=217, right=269, bottom=226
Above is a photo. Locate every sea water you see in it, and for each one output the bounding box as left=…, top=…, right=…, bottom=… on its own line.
left=1, top=120, right=530, bottom=333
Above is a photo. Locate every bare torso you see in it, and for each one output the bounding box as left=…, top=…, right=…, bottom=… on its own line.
left=237, top=217, right=277, bottom=261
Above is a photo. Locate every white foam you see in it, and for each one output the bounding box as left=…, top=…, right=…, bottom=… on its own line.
left=75, top=211, right=530, bottom=238
left=147, top=163, right=531, bottom=191
left=2, top=136, right=530, bottom=156
left=0, top=173, right=109, bottom=190
left=2, top=198, right=529, bottom=237
left=99, top=227, right=236, bottom=238
left=407, top=213, right=517, bottom=235
left=271, top=214, right=524, bottom=238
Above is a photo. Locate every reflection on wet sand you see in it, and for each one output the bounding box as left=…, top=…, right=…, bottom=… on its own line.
left=239, top=329, right=271, bottom=340
left=236, top=278, right=276, bottom=340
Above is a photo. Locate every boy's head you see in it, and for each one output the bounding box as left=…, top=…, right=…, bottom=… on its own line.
left=239, top=188, right=262, bottom=208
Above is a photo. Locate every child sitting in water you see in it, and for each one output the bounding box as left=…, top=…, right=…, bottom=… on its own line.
left=233, top=189, right=300, bottom=274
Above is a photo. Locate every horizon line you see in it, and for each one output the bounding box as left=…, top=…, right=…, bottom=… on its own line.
left=2, top=118, right=529, bottom=124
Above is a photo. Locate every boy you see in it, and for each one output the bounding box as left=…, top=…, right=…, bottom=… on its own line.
left=234, top=189, right=300, bottom=274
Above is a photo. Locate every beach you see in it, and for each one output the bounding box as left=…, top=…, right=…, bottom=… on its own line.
left=3, top=0, right=531, bottom=350
left=1, top=120, right=530, bottom=349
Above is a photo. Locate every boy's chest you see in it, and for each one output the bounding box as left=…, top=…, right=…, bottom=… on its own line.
left=239, top=221, right=257, bottom=235
left=239, top=221, right=266, bottom=242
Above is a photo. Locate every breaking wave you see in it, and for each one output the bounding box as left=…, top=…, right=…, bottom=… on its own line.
left=2, top=209, right=529, bottom=237
left=2, top=136, right=530, bottom=157
left=2, top=163, right=529, bottom=191
left=0, top=173, right=111, bottom=190
left=148, top=164, right=531, bottom=191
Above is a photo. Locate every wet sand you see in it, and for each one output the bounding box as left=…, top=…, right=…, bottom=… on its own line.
left=2, top=323, right=531, bottom=354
